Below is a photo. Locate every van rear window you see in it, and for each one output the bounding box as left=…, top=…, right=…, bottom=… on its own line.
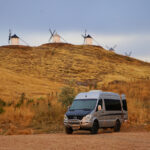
left=104, top=99, right=121, bottom=111
left=122, top=99, right=127, bottom=111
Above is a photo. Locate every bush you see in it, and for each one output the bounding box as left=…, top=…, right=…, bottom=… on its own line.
left=0, top=107, right=4, bottom=114
left=58, top=86, right=76, bottom=108
left=0, top=99, right=6, bottom=107
left=26, top=99, right=34, bottom=105
left=0, top=99, right=6, bottom=114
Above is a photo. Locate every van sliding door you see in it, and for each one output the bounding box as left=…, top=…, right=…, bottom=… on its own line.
left=104, top=99, right=122, bottom=127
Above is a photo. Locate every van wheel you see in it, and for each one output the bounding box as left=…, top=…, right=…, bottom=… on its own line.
left=114, top=120, right=121, bottom=132
left=65, top=127, right=73, bottom=134
left=90, top=121, right=99, bottom=134
left=103, top=127, right=107, bottom=130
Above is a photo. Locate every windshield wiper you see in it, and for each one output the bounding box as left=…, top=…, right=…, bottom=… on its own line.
left=82, top=108, right=91, bottom=111
left=69, top=108, right=91, bottom=111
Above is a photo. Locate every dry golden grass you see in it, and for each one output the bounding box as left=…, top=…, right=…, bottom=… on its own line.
left=0, top=43, right=150, bottom=134
left=0, top=43, right=150, bottom=100
left=0, top=67, right=63, bottom=100
left=0, top=105, right=34, bottom=135
left=0, top=94, right=65, bottom=135
left=0, top=80, right=149, bottom=135
left=102, top=80, right=150, bottom=127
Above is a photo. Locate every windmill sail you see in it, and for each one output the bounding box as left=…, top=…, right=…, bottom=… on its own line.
left=8, top=29, right=11, bottom=44
left=48, top=28, right=56, bottom=42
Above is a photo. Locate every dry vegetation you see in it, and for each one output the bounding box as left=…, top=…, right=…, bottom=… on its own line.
left=103, top=80, right=150, bottom=130
left=0, top=43, right=150, bottom=134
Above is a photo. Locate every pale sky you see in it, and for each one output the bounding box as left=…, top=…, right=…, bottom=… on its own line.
left=0, top=0, right=150, bottom=62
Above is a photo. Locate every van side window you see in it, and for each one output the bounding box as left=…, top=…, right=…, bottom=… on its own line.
left=104, top=99, right=121, bottom=111
left=96, top=99, right=103, bottom=111
left=122, top=99, right=127, bottom=111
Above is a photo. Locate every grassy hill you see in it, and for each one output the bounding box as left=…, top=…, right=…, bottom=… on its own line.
left=0, top=43, right=150, bottom=100
left=0, top=43, right=150, bottom=134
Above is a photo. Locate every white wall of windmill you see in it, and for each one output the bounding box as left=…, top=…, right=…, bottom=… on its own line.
left=11, top=37, right=19, bottom=45
left=53, top=34, right=61, bottom=43
left=85, top=37, right=92, bottom=45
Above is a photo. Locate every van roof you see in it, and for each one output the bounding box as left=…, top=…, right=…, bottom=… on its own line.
left=75, top=90, right=120, bottom=100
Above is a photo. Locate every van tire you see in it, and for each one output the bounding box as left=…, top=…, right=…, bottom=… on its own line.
left=90, top=121, right=99, bottom=134
left=65, top=127, right=73, bottom=134
left=114, top=120, right=121, bottom=132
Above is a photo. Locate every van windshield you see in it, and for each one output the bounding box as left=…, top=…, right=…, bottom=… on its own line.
left=69, top=99, right=97, bottom=111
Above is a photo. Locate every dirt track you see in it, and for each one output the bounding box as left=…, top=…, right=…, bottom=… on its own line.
left=0, top=132, right=150, bottom=150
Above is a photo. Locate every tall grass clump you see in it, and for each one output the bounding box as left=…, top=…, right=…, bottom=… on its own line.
left=32, top=96, right=65, bottom=133
left=15, top=93, right=26, bottom=108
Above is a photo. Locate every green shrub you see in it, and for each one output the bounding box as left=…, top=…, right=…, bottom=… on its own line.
left=0, top=107, right=4, bottom=114
left=7, top=101, right=14, bottom=106
left=15, top=103, right=22, bottom=108
left=26, top=99, right=34, bottom=105
left=58, top=86, right=76, bottom=107
left=0, top=99, right=6, bottom=114
left=0, top=99, right=6, bottom=107
left=37, top=97, right=45, bottom=101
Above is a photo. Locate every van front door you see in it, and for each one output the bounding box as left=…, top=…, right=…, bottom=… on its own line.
left=96, top=99, right=105, bottom=127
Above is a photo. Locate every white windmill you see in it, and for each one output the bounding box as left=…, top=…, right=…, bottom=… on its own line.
left=8, top=29, right=19, bottom=45
left=8, top=29, right=29, bottom=46
left=125, top=51, right=132, bottom=57
left=82, top=30, right=100, bottom=45
left=106, top=45, right=117, bottom=52
left=48, top=29, right=67, bottom=43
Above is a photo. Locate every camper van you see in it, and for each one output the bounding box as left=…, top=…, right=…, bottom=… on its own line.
left=64, top=90, right=128, bottom=134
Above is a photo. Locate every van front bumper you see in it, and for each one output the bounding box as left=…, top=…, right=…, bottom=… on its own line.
left=64, top=119, right=93, bottom=130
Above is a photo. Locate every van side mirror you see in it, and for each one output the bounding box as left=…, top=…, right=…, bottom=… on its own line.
left=98, top=105, right=102, bottom=111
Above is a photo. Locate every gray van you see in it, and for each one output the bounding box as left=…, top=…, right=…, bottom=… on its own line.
left=64, top=90, right=128, bottom=134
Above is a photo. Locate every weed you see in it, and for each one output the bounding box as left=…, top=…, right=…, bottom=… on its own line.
left=20, top=93, right=25, bottom=104
left=26, top=99, right=34, bottom=105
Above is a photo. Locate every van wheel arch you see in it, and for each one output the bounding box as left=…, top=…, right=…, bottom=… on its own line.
left=90, top=119, right=99, bottom=134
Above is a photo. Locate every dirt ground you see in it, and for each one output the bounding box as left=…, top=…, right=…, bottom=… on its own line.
left=0, top=131, right=150, bottom=150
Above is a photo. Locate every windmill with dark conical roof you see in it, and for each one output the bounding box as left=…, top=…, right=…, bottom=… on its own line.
left=8, top=29, right=29, bottom=46
left=82, top=30, right=100, bottom=45
left=8, top=29, right=19, bottom=45
left=82, top=30, right=93, bottom=45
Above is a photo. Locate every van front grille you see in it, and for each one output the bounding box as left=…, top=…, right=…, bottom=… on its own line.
left=67, top=116, right=84, bottom=120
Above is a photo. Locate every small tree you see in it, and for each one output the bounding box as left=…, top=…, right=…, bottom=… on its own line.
left=58, top=86, right=76, bottom=108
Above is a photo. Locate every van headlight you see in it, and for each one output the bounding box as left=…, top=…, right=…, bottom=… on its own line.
left=82, top=114, right=92, bottom=122
left=64, top=115, right=68, bottom=121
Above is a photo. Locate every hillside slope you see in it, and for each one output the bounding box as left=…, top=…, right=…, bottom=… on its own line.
left=0, top=43, right=150, bottom=100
